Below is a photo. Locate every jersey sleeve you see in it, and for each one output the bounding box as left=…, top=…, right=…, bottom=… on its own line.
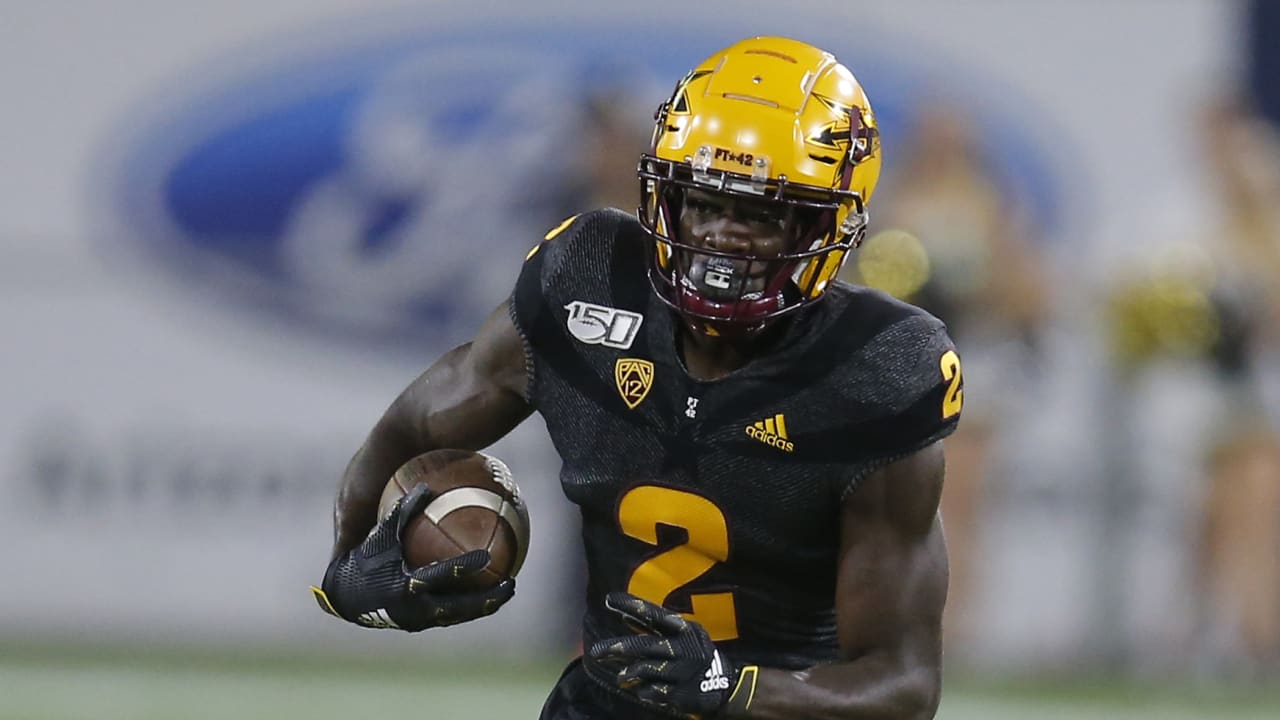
left=510, top=213, right=579, bottom=321
left=507, top=214, right=582, bottom=404
left=836, top=316, right=964, bottom=497
left=508, top=208, right=645, bottom=349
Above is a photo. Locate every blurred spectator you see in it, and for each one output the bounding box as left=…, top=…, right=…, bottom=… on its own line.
left=558, top=63, right=661, bottom=216
left=1105, top=95, right=1280, bottom=677
left=1191, top=96, right=1280, bottom=676
left=841, top=99, right=1052, bottom=653
left=565, top=88, right=653, bottom=213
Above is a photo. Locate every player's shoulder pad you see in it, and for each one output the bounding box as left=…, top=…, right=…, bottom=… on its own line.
left=520, top=208, right=639, bottom=288
left=824, top=285, right=964, bottom=458
left=510, top=208, right=645, bottom=341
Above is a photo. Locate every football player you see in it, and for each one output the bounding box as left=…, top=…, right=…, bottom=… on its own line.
left=312, top=36, right=963, bottom=719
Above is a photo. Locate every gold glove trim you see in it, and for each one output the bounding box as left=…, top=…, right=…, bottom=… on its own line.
left=725, top=664, right=758, bottom=714
left=310, top=586, right=340, bottom=617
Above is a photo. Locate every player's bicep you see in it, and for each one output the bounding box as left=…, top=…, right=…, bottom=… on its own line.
left=386, top=300, right=533, bottom=450
left=835, top=442, right=948, bottom=667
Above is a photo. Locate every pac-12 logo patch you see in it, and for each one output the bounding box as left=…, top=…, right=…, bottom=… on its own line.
left=566, top=300, right=643, bottom=349
left=614, top=358, right=655, bottom=410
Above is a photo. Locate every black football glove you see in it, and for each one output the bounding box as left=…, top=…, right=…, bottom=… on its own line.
left=310, top=484, right=515, bottom=631
left=584, top=592, right=759, bottom=718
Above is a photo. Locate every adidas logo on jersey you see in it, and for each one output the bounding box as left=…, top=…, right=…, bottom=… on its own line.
left=745, top=414, right=794, bottom=452
left=355, top=608, right=400, bottom=630
left=700, top=650, right=730, bottom=693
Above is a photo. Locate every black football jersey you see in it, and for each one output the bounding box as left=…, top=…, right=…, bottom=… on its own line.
left=510, top=209, right=962, bottom=670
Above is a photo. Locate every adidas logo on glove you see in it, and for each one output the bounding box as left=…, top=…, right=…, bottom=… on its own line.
left=701, top=650, right=731, bottom=693
left=355, top=609, right=400, bottom=629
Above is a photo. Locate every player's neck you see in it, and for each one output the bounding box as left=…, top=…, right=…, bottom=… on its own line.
left=677, top=319, right=789, bottom=381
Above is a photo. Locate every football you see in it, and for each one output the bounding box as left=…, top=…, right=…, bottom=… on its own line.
left=378, top=448, right=530, bottom=590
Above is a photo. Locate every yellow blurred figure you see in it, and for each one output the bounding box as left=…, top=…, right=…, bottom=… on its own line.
left=856, top=229, right=931, bottom=301
left=1105, top=259, right=1220, bottom=373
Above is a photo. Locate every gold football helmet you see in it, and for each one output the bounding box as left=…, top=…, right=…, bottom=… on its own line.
left=639, top=36, right=881, bottom=332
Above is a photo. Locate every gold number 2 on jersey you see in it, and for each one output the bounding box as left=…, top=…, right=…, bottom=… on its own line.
left=940, top=349, right=963, bottom=419
left=617, top=486, right=739, bottom=641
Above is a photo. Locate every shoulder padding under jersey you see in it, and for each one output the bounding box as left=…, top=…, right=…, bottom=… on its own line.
left=807, top=286, right=963, bottom=489
left=511, top=209, right=644, bottom=316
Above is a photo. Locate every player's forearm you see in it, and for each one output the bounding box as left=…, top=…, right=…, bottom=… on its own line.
left=735, top=657, right=940, bottom=720
left=331, top=424, right=426, bottom=557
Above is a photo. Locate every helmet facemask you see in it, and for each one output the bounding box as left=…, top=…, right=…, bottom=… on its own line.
left=639, top=153, right=867, bottom=334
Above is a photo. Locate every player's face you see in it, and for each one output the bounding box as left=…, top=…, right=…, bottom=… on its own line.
left=677, top=188, right=791, bottom=302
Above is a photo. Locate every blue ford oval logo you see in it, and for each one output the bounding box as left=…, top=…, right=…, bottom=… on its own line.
left=100, top=20, right=1067, bottom=353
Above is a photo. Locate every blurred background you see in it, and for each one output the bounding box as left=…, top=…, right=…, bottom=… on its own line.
left=3, top=0, right=1279, bottom=717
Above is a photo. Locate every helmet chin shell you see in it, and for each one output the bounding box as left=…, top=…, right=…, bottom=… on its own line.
left=647, top=263, right=798, bottom=337
left=638, top=36, right=880, bottom=334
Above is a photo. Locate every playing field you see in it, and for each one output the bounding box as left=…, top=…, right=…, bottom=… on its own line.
left=2, top=644, right=1277, bottom=720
